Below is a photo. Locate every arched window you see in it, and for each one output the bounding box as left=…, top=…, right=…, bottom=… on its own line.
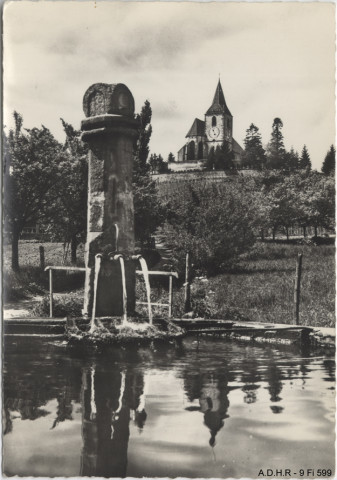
left=183, top=145, right=188, bottom=161
left=212, top=116, right=217, bottom=127
left=187, top=141, right=195, bottom=161
left=227, top=119, right=231, bottom=129
left=198, top=141, right=203, bottom=160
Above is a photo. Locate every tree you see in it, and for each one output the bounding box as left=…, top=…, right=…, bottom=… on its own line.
left=149, top=153, right=168, bottom=174
left=162, top=181, right=263, bottom=276
left=149, top=153, right=158, bottom=174
left=205, top=142, right=234, bottom=171
left=264, top=174, right=304, bottom=239
left=41, top=119, right=88, bottom=264
left=322, top=145, right=335, bottom=176
left=4, top=112, right=64, bottom=270
left=133, top=101, right=164, bottom=246
left=133, top=100, right=152, bottom=178
left=259, top=170, right=335, bottom=239
left=301, top=172, right=335, bottom=236
left=298, top=145, right=311, bottom=171
left=215, top=142, right=234, bottom=170
left=204, top=146, right=216, bottom=170
left=283, top=147, right=300, bottom=173
left=167, top=152, right=176, bottom=163
left=242, top=123, right=266, bottom=170
left=266, top=118, right=286, bottom=169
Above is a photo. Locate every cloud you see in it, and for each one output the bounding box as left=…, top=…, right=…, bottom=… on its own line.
left=49, top=34, right=81, bottom=56
left=12, top=3, right=236, bottom=71
left=3, top=2, right=335, bottom=170
left=152, top=100, right=181, bottom=120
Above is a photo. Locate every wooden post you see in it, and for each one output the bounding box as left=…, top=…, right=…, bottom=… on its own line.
left=294, top=254, right=302, bottom=325
left=168, top=275, right=173, bottom=318
left=184, top=252, right=191, bottom=313
left=39, top=245, right=45, bottom=270
left=49, top=268, right=53, bottom=318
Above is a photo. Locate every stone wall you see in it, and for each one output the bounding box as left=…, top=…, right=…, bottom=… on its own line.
left=153, top=170, right=231, bottom=200
left=153, top=170, right=228, bottom=183
left=153, top=170, right=260, bottom=200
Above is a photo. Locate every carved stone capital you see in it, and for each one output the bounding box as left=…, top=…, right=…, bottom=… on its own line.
left=83, top=83, right=135, bottom=118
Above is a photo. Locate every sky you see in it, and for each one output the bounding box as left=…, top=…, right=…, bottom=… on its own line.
left=3, top=1, right=336, bottom=170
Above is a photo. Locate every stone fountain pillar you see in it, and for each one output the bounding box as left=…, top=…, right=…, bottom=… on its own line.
left=81, top=83, right=138, bottom=317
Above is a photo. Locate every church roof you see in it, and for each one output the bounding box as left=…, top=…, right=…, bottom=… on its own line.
left=232, top=138, right=244, bottom=154
left=205, top=80, right=232, bottom=116
left=185, top=118, right=205, bottom=138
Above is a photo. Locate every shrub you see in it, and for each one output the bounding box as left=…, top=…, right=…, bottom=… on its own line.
left=167, top=278, right=251, bottom=320
left=162, top=181, right=264, bottom=277
left=32, top=292, right=83, bottom=317
left=3, top=264, right=86, bottom=303
left=3, top=266, right=46, bottom=302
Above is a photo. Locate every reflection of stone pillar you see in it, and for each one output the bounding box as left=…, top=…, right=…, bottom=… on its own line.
left=80, top=367, right=144, bottom=478
left=80, top=370, right=99, bottom=476
left=81, top=83, right=139, bottom=316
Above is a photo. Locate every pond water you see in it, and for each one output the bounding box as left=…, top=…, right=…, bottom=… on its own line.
left=3, top=337, right=335, bottom=478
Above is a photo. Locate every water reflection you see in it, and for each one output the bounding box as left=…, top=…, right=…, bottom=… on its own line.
left=3, top=347, right=80, bottom=437
left=2, top=338, right=335, bottom=478
left=183, top=373, right=233, bottom=446
left=52, top=388, right=74, bottom=429
left=266, top=363, right=283, bottom=402
left=80, top=365, right=147, bottom=477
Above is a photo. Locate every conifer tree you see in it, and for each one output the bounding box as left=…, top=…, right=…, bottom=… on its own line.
left=322, top=145, right=335, bottom=176
left=266, top=118, right=286, bottom=169
left=205, top=146, right=216, bottom=170
left=133, top=101, right=163, bottom=246
left=149, top=153, right=168, bottom=174
left=133, top=100, right=152, bottom=177
left=214, top=142, right=234, bottom=170
left=283, top=147, right=300, bottom=173
left=242, top=123, right=266, bottom=170
left=299, top=145, right=311, bottom=171
left=167, top=152, right=175, bottom=163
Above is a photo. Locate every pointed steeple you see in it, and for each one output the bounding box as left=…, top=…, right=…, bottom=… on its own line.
left=205, top=80, right=232, bottom=116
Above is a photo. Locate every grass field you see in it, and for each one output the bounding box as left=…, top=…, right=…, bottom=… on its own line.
left=3, top=241, right=85, bottom=302
left=175, top=241, right=335, bottom=327
left=3, top=241, right=85, bottom=269
left=3, top=239, right=335, bottom=327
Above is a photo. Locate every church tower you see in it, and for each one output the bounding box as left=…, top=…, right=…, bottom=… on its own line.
left=177, top=78, right=243, bottom=166
left=205, top=80, right=233, bottom=150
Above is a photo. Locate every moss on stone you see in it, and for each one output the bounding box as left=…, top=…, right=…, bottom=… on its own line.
left=66, top=318, right=185, bottom=350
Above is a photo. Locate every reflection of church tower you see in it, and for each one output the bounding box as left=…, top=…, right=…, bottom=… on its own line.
left=80, top=366, right=147, bottom=478
left=199, top=376, right=230, bottom=447
left=183, top=371, right=230, bottom=448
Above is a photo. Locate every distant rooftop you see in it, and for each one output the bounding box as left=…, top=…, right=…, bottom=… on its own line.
left=186, top=118, right=205, bottom=138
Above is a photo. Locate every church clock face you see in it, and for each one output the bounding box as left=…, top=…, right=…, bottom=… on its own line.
left=209, top=126, right=220, bottom=139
